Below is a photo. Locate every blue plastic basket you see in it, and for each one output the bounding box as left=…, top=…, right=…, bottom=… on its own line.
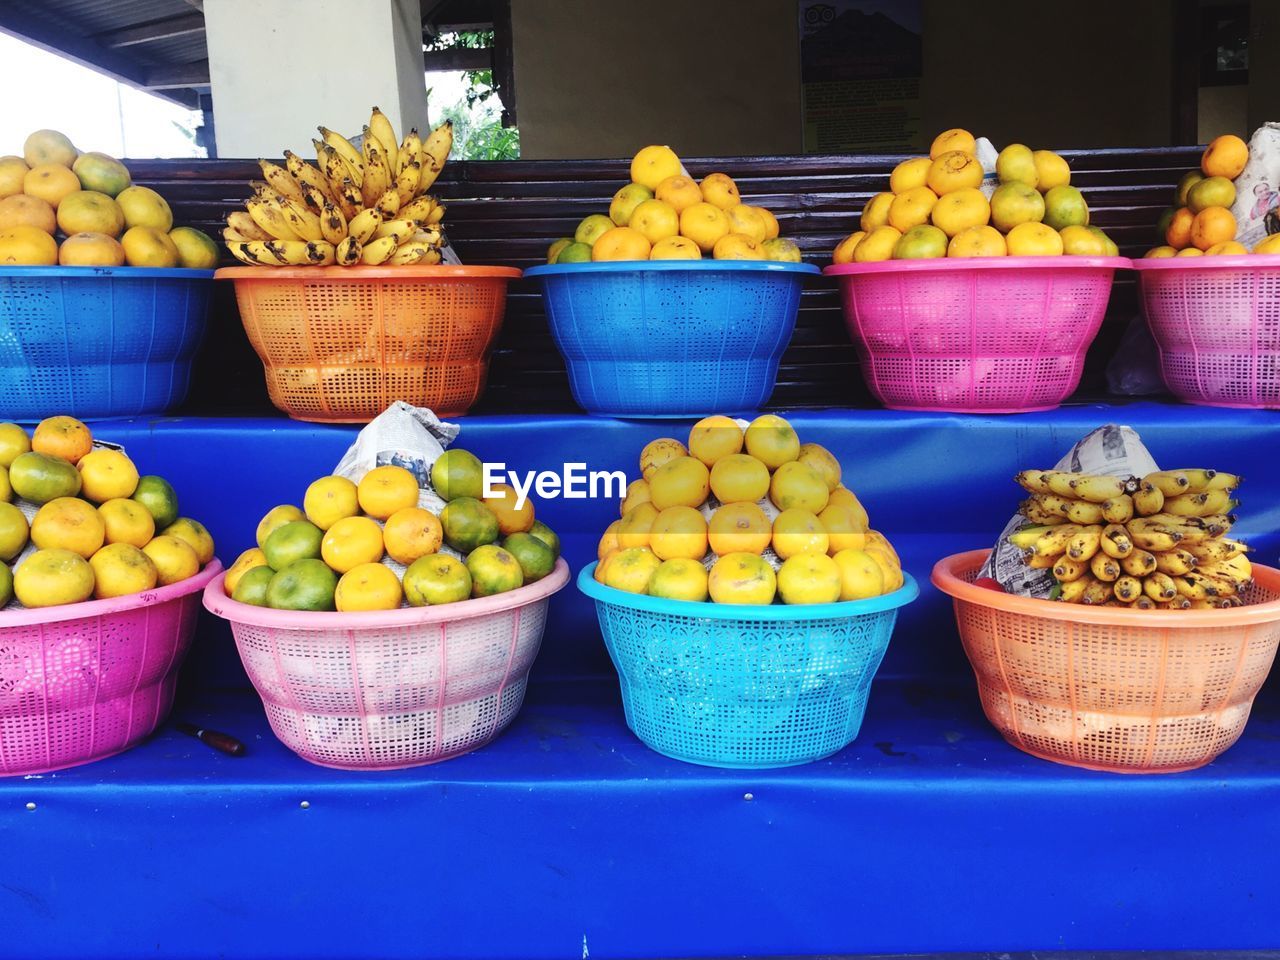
left=578, top=562, right=918, bottom=768
left=525, top=260, right=819, bottom=417
left=0, top=266, right=214, bottom=420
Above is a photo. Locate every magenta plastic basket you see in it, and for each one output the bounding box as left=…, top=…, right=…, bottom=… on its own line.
left=203, top=559, right=570, bottom=770
left=825, top=257, right=1128, bottom=413
left=1133, top=254, right=1280, bottom=408
left=0, top=560, right=222, bottom=777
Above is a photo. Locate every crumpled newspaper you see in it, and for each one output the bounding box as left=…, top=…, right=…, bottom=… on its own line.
left=979, top=424, right=1159, bottom=598
left=1229, top=123, right=1280, bottom=250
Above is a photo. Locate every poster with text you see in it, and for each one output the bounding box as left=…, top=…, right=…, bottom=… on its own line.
left=799, top=0, right=922, bottom=153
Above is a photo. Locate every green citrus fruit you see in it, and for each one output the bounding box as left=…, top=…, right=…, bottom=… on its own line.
left=440, top=497, right=499, bottom=553
left=266, top=559, right=337, bottom=611
left=431, top=449, right=484, bottom=501
left=232, top=564, right=275, bottom=606
left=9, top=451, right=82, bottom=504
left=403, top=554, right=472, bottom=606
left=527, top=520, right=560, bottom=558
left=131, top=475, right=179, bottom=528
left=466, top=543, right=524, bottom=597
left=502, top=532, right=556, bottom=583
left=262, top=519, right=324, bottom=570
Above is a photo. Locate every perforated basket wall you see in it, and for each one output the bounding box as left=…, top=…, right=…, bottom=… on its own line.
left=203, top=560, right=569, bottom=770
left=0, top=561, right=220, bottom=777
left=826, top=258, right=1125, bottom=413
left=0, top=267, right=213, bottom=419
left=217, top=265, right=519, bottom=423
left=933, top=550, right=1280, bottom=773
left=1135, top=256, right=1280, bottom=407
left=526, top=261, right=819, bottom=417
left=579, top=564, right=917, bottom=768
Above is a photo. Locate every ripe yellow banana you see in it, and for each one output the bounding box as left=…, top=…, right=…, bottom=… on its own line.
left=1143, top=470, right=1192, bottom=497
left=1188, top=538, right=1249, bottom=563
left=1028, top=552, right=1058, bottom=570
left=374, top=189, right=402, bottom=219
left=368, top=106, right=399, bottom=162
left=223, top=227, right=254, bottom=243
left=1121, top=549, right=1157, bottom=577
left=1145, top=572, right=1178, bottom=601
left=348, top=208, right=383, bottom=244
left=335, top=236, right=362, bottom=266
left=335, top=178, right=362, bottom=221
left=418, top=120, right=452, bottom=194
left=1041, top=471, right=1079, bottom=498
left=1154, top=548, right=1197, bottom=576
left=1113, top=576, right=1142, bottom=603
left=226, top=210, right=270, bottom=241
left=1090, top=552, right=1120, bottom=582
left=387, top=240, right=436, bottom=265
left=315, top=142, right=353, bottom=196
left=372, top=218, right=416, bottom=244
left=361, top=127, right=392, bottom=208
left=1015, top=470, right=1052, bottom=495
left=1199, top=553, right=1253, bottom=586
left=1066, top=499, right=1105, bottom=525
left=1101, top=494, right=1134, bottom=524
left=1058, top=575, right=1094, bottom=603
left=427, top=202, right=446, bottom=225
left=303, top=240, right=336, bottom=265
left=360, top=234, right=399, bottom=266
left=318, top=126, right=364, bottom=184
left=400, top=195, right=437, bottom=224
left=1082, top=578, right=1113, bottom=605
left=298, top=182, right=329, bottom=216
left=1127, top=518, right=1183, bottom=552
left=1206, top=472, right=1242, bottom=492
left=247, top=197, right=301, bottom=242
left=1066, top=524, right=1102, bottom=561
left=1028, top=493, right=1073, bottom=518
left=1100, top=523, right=1134, bottom=559
left=319, top=200, right=347, bottom=245
left=1133, top=595, right=1156, bottom=610
left=1052, top=556, right=1087, bottom=582
left=278, top=196, right=324, bottom=242
left=1032, top=523, right=1081, bottom=558
left=226, top=242, right=258, bottom=265
left=396, top=129, right=422, bottom=184
left=245, top=240, right=291, bottom=265
left=285, top=151, right=333, bottom=203
left=258, top=159, right=304, bottom=202
left=1070, top=474, right=1130, bottom=503
left=1175, top=573, right=1213, bottom=600
left=1132, top=480, right=1164, bottom=517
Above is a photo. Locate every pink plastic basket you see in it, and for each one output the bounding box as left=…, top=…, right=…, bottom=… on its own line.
left=0, top=560, right=222, bottom=777
left=826, top=257, right=1128, bottom=412
left=202, top=559, right=570, bottom=770
left=1133, top=255, right=1280, bottom=408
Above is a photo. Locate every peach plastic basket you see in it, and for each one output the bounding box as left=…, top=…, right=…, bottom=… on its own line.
left=932, top=550, right=1280, bottom=773
left=202, top=559, right=570, bottom=770
left=216, top=265, right=520, bottom=422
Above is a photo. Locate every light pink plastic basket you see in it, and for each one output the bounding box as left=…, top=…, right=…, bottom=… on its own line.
left=826, top=257, right=1128, bottom=412
left=1133, top=254, right=1280, bottom=408
left=203, top=559, right=570, bottom=770
left=0, top=560, right=222, bottom=777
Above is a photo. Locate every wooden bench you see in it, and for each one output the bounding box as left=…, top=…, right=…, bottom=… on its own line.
left=127, top=146, right=1202, bottom=414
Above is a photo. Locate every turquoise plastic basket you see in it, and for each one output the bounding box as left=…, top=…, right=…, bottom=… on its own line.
left=578, top=563, right=918, bottom=768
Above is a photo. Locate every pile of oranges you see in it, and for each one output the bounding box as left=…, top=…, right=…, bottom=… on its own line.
left=1146, top=134, right=1260, bottom=257
left=595, top=414, right=903, bottom=605
left=0, top=416, right=213, bottom=609
left=833, top=128, right=1118, bottom=263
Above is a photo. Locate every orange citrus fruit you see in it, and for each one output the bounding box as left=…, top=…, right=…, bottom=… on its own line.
left=708, top=501, right=771, bottom=555
left=383, top=507, right=443, bottom=565
left=31, top=415, right=92, bottom=464
left=357, top=465, right=419, bottom=520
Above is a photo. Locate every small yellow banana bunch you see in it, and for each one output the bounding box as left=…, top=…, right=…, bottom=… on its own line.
left=223, top=105, right=454, bottom=267
left=1008, top=467, right=1250, bottom=608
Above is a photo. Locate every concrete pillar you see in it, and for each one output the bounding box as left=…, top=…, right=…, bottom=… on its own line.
left=204, top=0, right=428, bottom=158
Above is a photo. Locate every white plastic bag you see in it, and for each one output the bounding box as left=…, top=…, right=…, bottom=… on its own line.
left=1230, top=123, right=1280, bottom=250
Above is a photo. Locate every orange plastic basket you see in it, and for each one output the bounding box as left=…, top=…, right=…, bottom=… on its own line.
left=216, top=265, right=520, bottom=422
left=933, top=549, right=1280, bottom=774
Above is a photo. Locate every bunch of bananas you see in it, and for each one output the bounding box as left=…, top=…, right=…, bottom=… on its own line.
left=223, top=106, right=452, bottom=267
left=1009, top=467, right=1251, bottom=609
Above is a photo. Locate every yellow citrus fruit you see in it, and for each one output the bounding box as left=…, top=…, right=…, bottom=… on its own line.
left=0, top=501, right=28, bottom=561
left=142, top=535, right=199, bottom=586
left=648, top=557, right=709, bottom=602
left=593, top=225, right=652, bottom=261
left=930, top=187, right=989, bottom=237
left=304, top=475, right=360, bottom=530
left=617, top=501, right=659, bottom=549
left=0, top=464, right=9, bottom=501
left=76, top=448, right=139, bottom=502
left=1032, top=150, right=1071, bottom=191
left=852, top=225, right=902, bottom=262
left=708, top=552, right=776, bottom=604
left=828, top=487, right=870, bottom=526
left=383, top=507, right=443, bottom=565
left=712, top=233, right=765, bottom=260
left=927, top=151, right=983, bottom=195
left=754, top=206, right=780, bottom=240
left=595, top=548, right=620, bottom=583
left=861, top=192, right=894, bottom=232
left=679, top=202, right=731, bottom=253
left=1175, top=170, right=1203, bottom=206
left=161, top=517, right=214, bottom=566
left=770, top=460, right=830, bottom=513
left=24, top=130, right=77, bottom=168
left=320, top=515, right=384, bottom=573
left=483, top=482, right=536, bottom=535
left=989, top=182, right=1045, bottom=232
left=335, top=561, right=403, bottom=612
left=56, top=190, right=123, bottom=237
left=889, top=156, right=932, bottom=194
left=708, top=501, right=771, bottom=555
left=887, top=186, right=938, bottom=232
left=894, top=224, right=947, bottom=259
left=772, top=508, right=828, bottom=559
left=1059, top=224, right=1105, bottom=256
left=1166, top=207, right=1195, bottom=249
left=0, top=423, right=30, bottom=467
left=631, top=145, right=682, bottom=191
left=223, top=547, right=268, bottom=595
left=725, top=204, right=768, bottom=243
left=996, top=143, right=1038, bottom=187
left=403, top=553, right=471, bottom=606
left=0, top=194, right=56, bottom=234
left=169, top=226, right=219, bottom=269
left=117, top=185, right=173, bottom=231
left=709, top=453, right=770, bottom=504
left=688, top=415, right=743, bottom=466
left=948, top=225, right=1007, bottom=258
left=832, top=548, right=886, bottom=600
left=699, top=172, right=740, bottom=210
left=648, top=456, right=710, bottom=511
left=1190, top=206, right=1236, bottom=250
left=865, top=546, right=904, bottom=592
left=59, top=232, right=125, bottom=267
left=1254, top=234, right=1280, bottom=254
left=776, top=553, right=842, bottom=604
left=650, top=236, right=701, bottom=259
left=1206, top=240, right=1248, bottom=256
left=98, top=497, right=155, bottom=548
left=257, top=504, right=305, bottom=549
left=744, top=414, right=800, bottom=468
left=649, top=505, right=709, bottom=561
left=0, top=156, right=28, bottom=199
left=24, top=164, right=80, bottom=208
left=32, top=415, right=92, bottom=464
left=603, top=546, right=662, bottom=594
left=1187, top=176, right=1236, bottom=213
left=819, top=503, right=869, bottom=554
left=575, top=215, right=614, bottom=246
left=120, top=225, right=178, bottom=268
left=1005, top=221, right=1064, bottom=256
left=598, top=520, right=621, bottom=561
left=608, top=183, right=651, bottom=226
left=15, top=548, right=94, bottom=607
left=866, top=529, right=901, bottom=564
left=357, top=465, right=419, bottom=520
left=640, top=437, right=688, bottom=479
left=1145, top=245, right=1178, bottom=258
left=1176, top=247, right=1204, bottom=257
left=89, top=543, right=157, bottom=599
left=930, top=128, right=976, bottom=159
left=796, top=443, right=841, bottom=491
left=31, top=497, right=105, bottom=558
left=621, top=477, right=651, bottom=515
left=1201, top=134, right=1248, bottom=179
left=0, top=225, right=57, bottom=264
left=655, top=175, right=703, bottom=213
left=832, top=230, right=866, bottom=264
